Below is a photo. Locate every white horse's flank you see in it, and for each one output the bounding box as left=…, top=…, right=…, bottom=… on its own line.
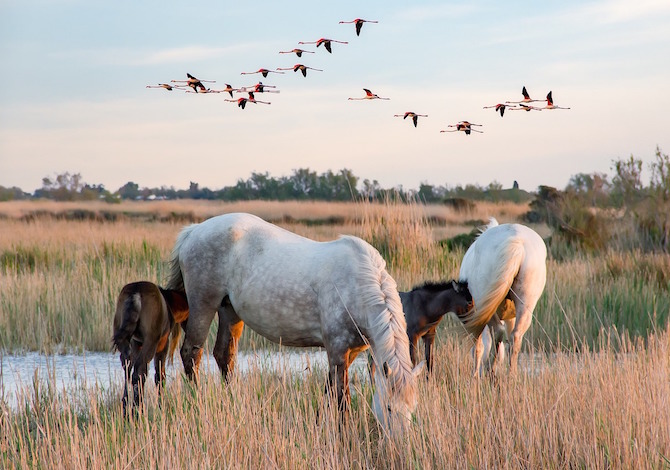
left=458, top=218, right=547, bottom=375
left=166, top=213, right=421, bottom=427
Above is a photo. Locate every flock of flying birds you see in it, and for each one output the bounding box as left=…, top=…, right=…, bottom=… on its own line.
left=146, top=18, right=571, bottom=135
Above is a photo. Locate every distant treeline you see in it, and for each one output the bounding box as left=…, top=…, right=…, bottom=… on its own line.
left=0, top=168, right=533, bottom=204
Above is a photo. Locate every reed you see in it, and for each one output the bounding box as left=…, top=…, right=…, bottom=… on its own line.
left=1, top=329, right=668, bottom=468
left=1, top=199, right=669, bottom=467
left=1, top=200, right=668, bottom=352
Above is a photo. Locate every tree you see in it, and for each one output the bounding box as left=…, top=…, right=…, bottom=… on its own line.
left=649, top=146, right=670, bottom=202
left=611, top=155, right=643, bottom=207
left=35, top=172, right=85, bottom=201
left=117, top=181, right=140, bottom=200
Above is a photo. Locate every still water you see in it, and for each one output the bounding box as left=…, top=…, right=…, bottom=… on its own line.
left=0, top=350, right=369, bottom=410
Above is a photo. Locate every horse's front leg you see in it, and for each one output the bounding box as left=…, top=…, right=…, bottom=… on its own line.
left=423, top=327, right=437, bottom=376
left=180, top=301, right=217, bottom=383
left=472, top=333, right=485, bottom=377
left=325, top=350, right=351, bottom=413
left=408, top=332, right=420, bottom=367
left=212, top=300, right=244, bottom=382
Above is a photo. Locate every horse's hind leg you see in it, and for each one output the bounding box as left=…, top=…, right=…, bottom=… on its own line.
left=509, top=308, right=532, bottom=374
left=132, top=341, right=158, bottom=411
left=154, top=338, right=169, bottom=397
left=212, top=300, right=244, bottom=381
left=122, top=339, right=142, bottom=415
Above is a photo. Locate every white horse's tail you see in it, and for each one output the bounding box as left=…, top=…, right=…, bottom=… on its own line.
left=458, top=236, right=524, bottom=337
left=165, top=223, right=197, bottom=292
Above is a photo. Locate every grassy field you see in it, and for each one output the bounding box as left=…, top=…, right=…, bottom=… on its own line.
left=1, top=198, right=669, bottom=468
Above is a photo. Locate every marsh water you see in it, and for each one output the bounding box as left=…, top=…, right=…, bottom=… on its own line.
left=0, top=349, right=370, bottom=410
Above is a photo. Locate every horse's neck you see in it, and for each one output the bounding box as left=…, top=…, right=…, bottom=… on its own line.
left=421, top=289, right=453, bottom=322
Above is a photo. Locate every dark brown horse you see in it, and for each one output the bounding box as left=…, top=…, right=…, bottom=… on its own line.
left=399, top=280, right=473, bottom=374
left=112, top=281, right=188, bottom=414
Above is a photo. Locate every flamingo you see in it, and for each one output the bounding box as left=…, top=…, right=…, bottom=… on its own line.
left=505, top=86, right=542, bottom=104
left=279, top=48, right=314, bottom=58
left=539, top=91, right=571, bottom=110
left=394, top=112, right=427, bottom=127
left=220, top=84, right=239, bottom=98
left=348, top=88, right=390, bottom=100
left=298, top=38, right=348, bottom=53
left=276, top=64, right=323, bottom=77
left=170, top=73, right=215, bottom=93
left=146, top=83, right=182, bottom=91
left=246, top=91, right=271, bottom=105
left=339, top=18, right=378, bottom=36
left=440, top=121, right=483, bottom=135
left=507, top=103, right=542, bottom=112
left=240, top=68, right=285, bottom=78
left=184, top=87, right=229, bottom=94
left=225, top=97, right=260, bottom=109
left=483, top=103, right=507, bottom=117
left=248, top=82, right=279, bottom=93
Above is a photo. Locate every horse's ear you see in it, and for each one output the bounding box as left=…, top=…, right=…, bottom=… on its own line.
left=412, top=361, right=426, bottom=378
left=451, top=280, right=460, bottom=293
left=383, top=361, right=392, bottom=378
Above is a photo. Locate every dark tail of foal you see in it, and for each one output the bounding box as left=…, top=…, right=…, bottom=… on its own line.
left=112, top=293, right=142, bottom=361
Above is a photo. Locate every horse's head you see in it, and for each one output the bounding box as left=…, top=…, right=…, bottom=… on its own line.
left=451, top=280, right=474, bottom=315
left=372, top=360, right=424, bottom=432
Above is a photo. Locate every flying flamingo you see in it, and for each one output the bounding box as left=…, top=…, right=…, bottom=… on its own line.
left=184, top=86, right=233, bottom=94
left=276, top=64, right=323, bottom=77
left=483, top=103, right=507, bottom=117
left=507, top=103, right=542, bottom=112
left=249, top=82, right=279, bottom=93
left=278, top=48, right=314, bottom=58
left=440, top=121, right=483, bottom=135
left=348, top=88, right=390, bottom=100
left=146, top=83, right=182, bottom=91
left=505, top=86, right=542, bottom=104
left=240, top=68, right=285, bottom=78
left=394, top=112, right=427, bottom=127
left=539, top=91, right=571, bottom=110
left=339, top=18, right=378, bottom=36
left=220, top=84, right=239, bottom=98
left=225, top=97, right=267, bottom=109
left=170, top=73, right=215, bottom=93
left=246, top=91, right=271, bottom=105
left=298, top=38, right=348, bottom=53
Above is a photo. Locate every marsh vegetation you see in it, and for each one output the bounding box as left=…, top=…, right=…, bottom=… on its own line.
left=0, top=197, right=668, bottom=468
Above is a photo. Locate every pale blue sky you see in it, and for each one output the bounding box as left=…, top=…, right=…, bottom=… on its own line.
left=1, top=0, right=669, bottom=193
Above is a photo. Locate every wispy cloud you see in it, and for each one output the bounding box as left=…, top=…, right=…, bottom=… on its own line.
left=48, top=42, right=270, bottom=67
left=577, top=0, right=670, bottom=24
left=391, top=4, right=483, bottom=23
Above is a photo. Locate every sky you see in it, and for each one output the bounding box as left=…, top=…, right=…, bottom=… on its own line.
left=1, top=0, right=669, bottom=194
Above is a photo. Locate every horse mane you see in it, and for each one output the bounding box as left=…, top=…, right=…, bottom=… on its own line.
left=411, top=280, right=461, bottom=293
left=339, top=235, right=415, bottom=399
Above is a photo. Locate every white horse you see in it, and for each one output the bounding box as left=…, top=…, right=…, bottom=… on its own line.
left=458, top=218, right=547, bottom=375
left=166, top=213, right=423, bottom=428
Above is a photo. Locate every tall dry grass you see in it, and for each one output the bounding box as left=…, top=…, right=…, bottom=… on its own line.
left=1, top=330, right=668, bottom=468
left=1, top=199, right=670, bottom=467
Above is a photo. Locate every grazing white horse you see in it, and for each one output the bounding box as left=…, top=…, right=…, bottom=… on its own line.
left=166, top=213, right=423, bottom=428
left=458, top=218, right=547, bottom=375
